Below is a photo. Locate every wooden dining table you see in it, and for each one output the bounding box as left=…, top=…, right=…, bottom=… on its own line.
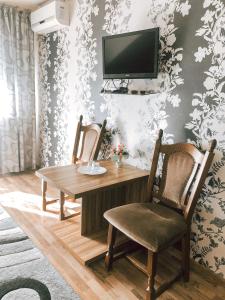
left=36, top=160, right=149, bottom=236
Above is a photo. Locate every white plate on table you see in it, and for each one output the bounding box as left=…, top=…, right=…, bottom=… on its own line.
left=78, top=165, right=107, bottom=175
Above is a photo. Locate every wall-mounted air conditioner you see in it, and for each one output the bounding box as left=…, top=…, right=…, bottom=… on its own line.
left=31, top=0, right=69, bottom=35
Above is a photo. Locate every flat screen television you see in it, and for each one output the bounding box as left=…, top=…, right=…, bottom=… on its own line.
left=102, top=27, right=159, bottom=79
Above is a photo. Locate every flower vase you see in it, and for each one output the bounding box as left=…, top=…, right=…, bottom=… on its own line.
left=115, top=157, right=122, bottom=168
left=112, top=155, right=122, bottom=168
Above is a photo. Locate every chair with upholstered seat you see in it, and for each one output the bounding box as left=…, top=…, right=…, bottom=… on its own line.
left=41, top=115, right=107, bottom=219
left=71, top=115, right=107, bottom=164
left=104, top=129, right=216, bottom=300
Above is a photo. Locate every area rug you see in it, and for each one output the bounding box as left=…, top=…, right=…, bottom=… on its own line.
left=0, top=206, right=80, bottom=300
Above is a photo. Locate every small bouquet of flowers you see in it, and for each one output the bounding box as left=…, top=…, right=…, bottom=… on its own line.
left=111, top=144, right=129, bottom=167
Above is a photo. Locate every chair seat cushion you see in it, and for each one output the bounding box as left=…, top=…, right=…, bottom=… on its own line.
left=104, top=202, right=187, bottom=252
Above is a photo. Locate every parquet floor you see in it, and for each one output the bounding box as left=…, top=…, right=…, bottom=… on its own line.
left=0, top=171, right=225, bottom=300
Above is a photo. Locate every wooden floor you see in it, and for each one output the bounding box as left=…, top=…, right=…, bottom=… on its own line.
left=0, top=171, right=225, bottom=300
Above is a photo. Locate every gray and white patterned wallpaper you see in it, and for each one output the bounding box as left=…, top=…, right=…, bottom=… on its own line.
left=38, top=0, right=225, bottom=277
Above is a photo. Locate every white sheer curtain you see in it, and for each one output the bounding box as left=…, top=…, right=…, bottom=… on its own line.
left=0, top=5, right=36, bottom=174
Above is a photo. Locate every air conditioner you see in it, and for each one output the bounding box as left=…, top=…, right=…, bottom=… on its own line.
left=31, top=0, right=69, bottom=35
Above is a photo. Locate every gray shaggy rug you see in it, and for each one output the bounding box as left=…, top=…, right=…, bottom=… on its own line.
left=0, top=206, right=80, bottom=300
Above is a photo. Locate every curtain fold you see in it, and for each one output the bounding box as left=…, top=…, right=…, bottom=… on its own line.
left=0, top=5, right=36, bottom=175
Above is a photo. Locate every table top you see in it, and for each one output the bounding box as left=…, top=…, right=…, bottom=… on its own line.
left=35, top=160, right=149, bottom=197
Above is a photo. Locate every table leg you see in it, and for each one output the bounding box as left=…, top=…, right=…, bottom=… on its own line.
left=81, top=186, right=126, bottom=236
left=80, top=178, right=148, bottom=236
left=59, top=191, right=65, bottom=221
left=41, top=179, right=47, bottom=211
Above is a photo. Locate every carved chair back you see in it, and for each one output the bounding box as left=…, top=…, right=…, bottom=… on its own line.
left=72, top=115, right=107, bottom=164
left=147, top=130, right=216, bottom=225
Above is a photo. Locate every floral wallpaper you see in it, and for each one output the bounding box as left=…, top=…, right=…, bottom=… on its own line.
left=38, top=0, right=225, bottom=277
left=100, top=0, right=191, bottom=169
left=186, top=0, right=225, bottom=277
left=39, top=34, right=52, bottom=166
left=39, top=0, right=98, bottom=166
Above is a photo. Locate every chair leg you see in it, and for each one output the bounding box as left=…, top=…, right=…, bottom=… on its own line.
left=146, top=251, right=157, bottom=300
left=41, top=180, right=47, bottom=211
left=182, top=231, right=190, bottom=282
left=105, top=224, right=117, bottom=271
left=59, top=191, right=65, bottom=221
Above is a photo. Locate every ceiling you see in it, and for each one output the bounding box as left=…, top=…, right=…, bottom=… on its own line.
left=0, top=0, right=47, bottom=10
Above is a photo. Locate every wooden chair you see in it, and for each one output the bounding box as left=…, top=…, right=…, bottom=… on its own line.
left=72, top=115, right=107, bottom=164
left=41, top=115, right=107, bottom=219
left=104, top=129, right=216, bottom=300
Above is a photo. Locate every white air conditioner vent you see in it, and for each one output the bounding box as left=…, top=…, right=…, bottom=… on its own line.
left=31, top=0, right=69, bottom=35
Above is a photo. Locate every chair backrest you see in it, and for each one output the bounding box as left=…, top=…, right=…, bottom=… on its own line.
left=147, top=130, right=216, bottom=224
left=72, top=115, right=107, bottom=164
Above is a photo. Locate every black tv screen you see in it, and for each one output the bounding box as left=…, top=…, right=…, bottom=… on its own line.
left=102, top=28, right=159, bottom=79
